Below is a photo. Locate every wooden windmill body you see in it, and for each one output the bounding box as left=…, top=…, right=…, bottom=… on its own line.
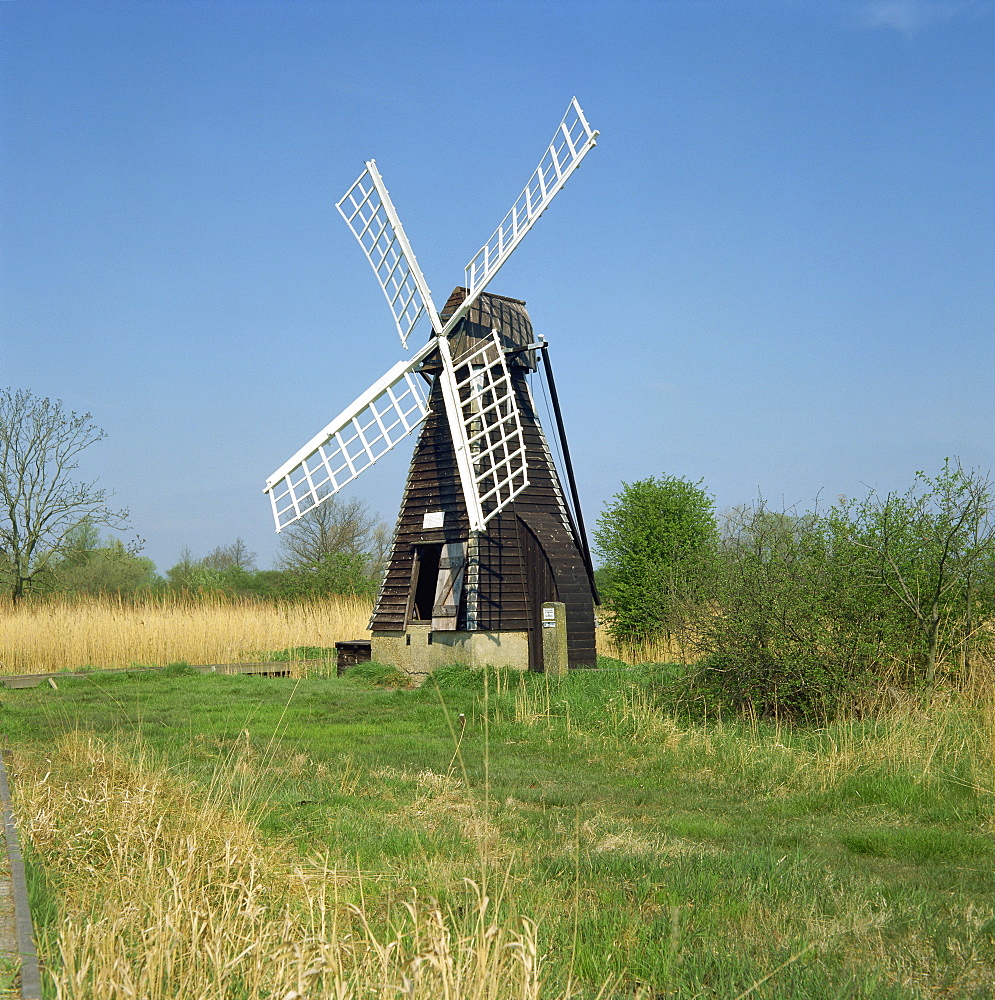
left=370, top=288, right=597, bottom=673
left=265, top=99, right=599, bottom=676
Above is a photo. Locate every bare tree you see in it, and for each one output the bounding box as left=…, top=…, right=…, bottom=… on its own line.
left=369, top=522, right=393, bottom=580
left=276, top=496, right=381, bottom=568
left=202, top=537, right=257, bottom=571
left=0, top=388, right=126, bottom=600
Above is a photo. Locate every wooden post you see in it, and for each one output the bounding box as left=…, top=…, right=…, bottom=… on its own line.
left=541, top=601, right=568, bottom=677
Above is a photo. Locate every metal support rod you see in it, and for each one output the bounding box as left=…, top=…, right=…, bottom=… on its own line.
left=539, top=343, right=600, bottom=604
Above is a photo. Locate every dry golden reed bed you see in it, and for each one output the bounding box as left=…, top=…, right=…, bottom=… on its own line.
left=596, top=629, right=691, bottom=666
left=0, top=594, right=374, bottom=674
left=0, top=594, right=671, bottom=675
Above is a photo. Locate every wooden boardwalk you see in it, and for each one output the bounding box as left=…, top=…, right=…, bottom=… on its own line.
left=0, top=752, right=41, bottom=1000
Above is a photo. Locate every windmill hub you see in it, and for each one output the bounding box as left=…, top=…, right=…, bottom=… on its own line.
left=264, top=99, right=600, bottom=679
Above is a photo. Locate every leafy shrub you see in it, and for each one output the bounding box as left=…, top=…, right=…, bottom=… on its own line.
left=595, top=476, right=717, bottom=644
left=273, top=553, right=380, bottom=599
left=694, top=502, right=876, bottom=721
left=698, top=648, right=856, bottom=723
left=595, top=462, right=995, bottom=718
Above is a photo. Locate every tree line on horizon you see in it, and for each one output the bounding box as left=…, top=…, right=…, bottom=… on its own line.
left=5, top=386, right=995, bottom=719
left=0, top=387, right=388, bottom=601
left=1, top=498, right=391, bottom=601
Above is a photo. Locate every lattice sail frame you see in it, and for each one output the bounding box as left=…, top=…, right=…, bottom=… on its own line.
left=441, top=97, right=599, bottom=336
left=337, top=161, right=442, bottom=348
left=265, top=340, right=437, bottom=531
left=266, top=331, right=528, bottom=533
left=438, top=331, right=529, bottom=531
left=266, top=98, right=598, bottom=534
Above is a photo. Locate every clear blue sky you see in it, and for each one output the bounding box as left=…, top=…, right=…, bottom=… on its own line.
left=2, top=0, right=993, bottom=573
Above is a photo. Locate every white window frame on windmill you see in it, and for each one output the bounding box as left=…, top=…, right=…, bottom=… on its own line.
left=437, top=331, right=529, bottom=532
left=337, top=160, right=443, bottom=348
left=466, top=361, right=488, bottom=458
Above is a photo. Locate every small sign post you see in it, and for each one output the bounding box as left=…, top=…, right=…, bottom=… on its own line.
left=541, top=601, right=568, bottom=677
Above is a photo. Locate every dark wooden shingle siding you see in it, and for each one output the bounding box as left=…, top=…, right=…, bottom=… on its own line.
left=370, top=288, right=596, bottom=668
left=370, top=375, right=469, bottom=630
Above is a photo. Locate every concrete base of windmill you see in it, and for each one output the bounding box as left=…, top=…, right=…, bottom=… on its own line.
left=372, top=626, right=530, bottom=680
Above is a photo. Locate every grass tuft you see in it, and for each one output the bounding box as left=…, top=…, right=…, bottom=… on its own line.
left=14, top=733, right=560, bottom=1000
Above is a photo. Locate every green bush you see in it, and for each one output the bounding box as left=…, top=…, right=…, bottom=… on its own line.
left=698, top=648, right=855, bottom=723
left=161, top=552, right=381, bottom=601
left=693, top=503, right=874, bottom=720
left=47, top=524, right=160, bottom=595
left=272, top=552, right=380, bottom=599
left=657, top=463, right=995, bottom=720
left=594, top=475, right=717, bottom=644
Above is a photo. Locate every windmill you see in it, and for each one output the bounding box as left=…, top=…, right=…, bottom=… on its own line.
left=265, top=98, right=600, bottom=674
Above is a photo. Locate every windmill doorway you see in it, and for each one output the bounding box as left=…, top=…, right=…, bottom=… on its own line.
left=410, top=544, right=442, bottom=622
left=518, top=518, right=557, bottom=672
left=409, top=541, right=467, bottom=631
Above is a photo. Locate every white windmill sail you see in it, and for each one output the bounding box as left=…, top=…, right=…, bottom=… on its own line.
left=266, top=330, right=528, bottom=534
left=437, top=331, right=529, bottom=531
left=264, top=339, right=437, bottom=531
left=266, top=98, right=599, bottom=538
left=337, top=160, right=442, bottom=348
left=441, top=97, right=598, bottom=337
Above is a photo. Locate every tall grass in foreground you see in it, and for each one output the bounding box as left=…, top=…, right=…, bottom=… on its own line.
left=15, top=734, right=557, bottom=1000
left=11, top=672, right=995, bottom=997
left=0, top=594, right=373, bottom=674
left=516, top=671, right=995, bottom=801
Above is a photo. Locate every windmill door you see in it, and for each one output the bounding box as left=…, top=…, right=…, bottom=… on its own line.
left=432, top=541, right=467, bottom=630
left=409, top=541, right=467, bottom=630
left=518, top=518, right=557, bottom=671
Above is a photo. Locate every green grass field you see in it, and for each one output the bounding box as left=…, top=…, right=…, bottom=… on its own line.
left=2, top=661, right=994, bottom=998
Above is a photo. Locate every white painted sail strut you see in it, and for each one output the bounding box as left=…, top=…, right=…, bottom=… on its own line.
left=264, top=338, right=438, bottom=531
